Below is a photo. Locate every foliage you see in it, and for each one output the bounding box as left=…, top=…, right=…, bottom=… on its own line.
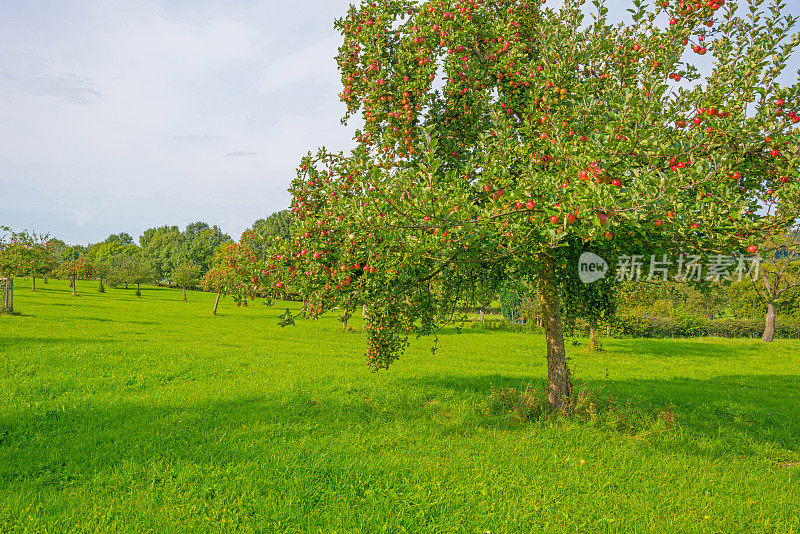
left=139, top=225, right=183, bottom=280
left=139, top=223, right=230, bottom=280
left=613, top=312, right=800, bottom=338
left=103, top=254, right=157, bottom=292
left=199, top=230, right=263, bottom=304
left=617, top=280, right=729, bottom=318
left=0, top=229, right=55, bottom=281
left=180, top=222, right=232, bottom=273
left=171, top=262, right=203, bottom=289
left=252, top=211, right=292, bottom=244
left=55, top=255, right=95, bottom=281
left=278, top=308, right=297, bottom=327
left=45, top=239, right=86, bottom=264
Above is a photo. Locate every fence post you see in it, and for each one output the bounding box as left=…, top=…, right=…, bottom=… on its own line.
left=2, top=278, right=12, bottom=315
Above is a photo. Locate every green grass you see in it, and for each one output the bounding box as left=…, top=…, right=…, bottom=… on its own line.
left=1, top=278, right=799, bottom=533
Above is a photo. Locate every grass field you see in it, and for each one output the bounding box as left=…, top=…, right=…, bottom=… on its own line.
left=1, top=278, right=799, bottom=532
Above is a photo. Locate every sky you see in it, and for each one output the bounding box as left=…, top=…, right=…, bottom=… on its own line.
left=0, top=0, right=356, bottom=245
left=1, top=0, right=799, bottom=245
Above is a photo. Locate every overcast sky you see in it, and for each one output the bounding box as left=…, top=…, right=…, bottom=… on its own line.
left=1, top=1, right=799, bottom=245
left=0, top=0, right=355, bottom=244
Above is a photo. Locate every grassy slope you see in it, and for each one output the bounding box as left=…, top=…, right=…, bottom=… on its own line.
left=0, top=279, right=799, bottom=533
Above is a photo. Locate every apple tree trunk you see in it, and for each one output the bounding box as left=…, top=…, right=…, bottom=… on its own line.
left=588, top=327, right=602, bottom=352
left=213, top=292, right=221, bottom=315
left=71, top=277, right=77, bottom=296
left=762, top=302, right=776, bottom=343
left=32, top=275, right=36, bottom=291
left=538, top=253, right=572, bottom=410
left=183, top=287, right=187, bottom=302
left=341, top=306, right=354, bottom=330
left=2, top=278, right=12, bottom=314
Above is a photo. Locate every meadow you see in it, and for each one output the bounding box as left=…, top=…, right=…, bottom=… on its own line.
left=1, top=278, right=799, bottom=533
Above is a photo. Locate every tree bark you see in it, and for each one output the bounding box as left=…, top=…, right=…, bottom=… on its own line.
left=588, top=327, right=601, bottom=351
left=32, top=275, right=36, bottom=291
left=538, top=253, right=571, bottom=410
left=71, top=277, right=76, bottom=296
left=136, top=283, right=141, bottom=297
left=2, top=278, right=12, bottom=314
left=762, top=301, right=776, bottom=342
left=213, top=292, right=221, bottom=315
left=183, top=287, right=187, bottom=302
left=43, top=274, right=48, bottom=285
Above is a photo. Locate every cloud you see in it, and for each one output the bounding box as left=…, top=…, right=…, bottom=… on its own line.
left=225, top=151, right=256, bottom=157
left=0, top=70, right=102, bottom=104
left=172, top=134, right=221, bottom=142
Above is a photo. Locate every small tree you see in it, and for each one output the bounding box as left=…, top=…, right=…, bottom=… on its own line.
left=57, top=255, right=95, bottom=296
left=0, top=230, right=54, bottom=291
left=200, top=231, right=264, bottom=314
left=750, top=224, right=800, bottom=342
left=172, top=262, right=203, bottom=301
left=126, top=256, right=157, bottom=297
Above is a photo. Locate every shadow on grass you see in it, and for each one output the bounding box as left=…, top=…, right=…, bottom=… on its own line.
left=0, top=371, right=797, bottom=491
left=406, top=372, right=800, bottom=456
left=79, top=317, right=160, bottom=326
left=0, top=337, right=116, bottom=350
left=602, top=338, right=767, bottom=359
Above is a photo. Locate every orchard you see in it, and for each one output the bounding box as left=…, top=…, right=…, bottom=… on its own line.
left=254, top=0, right=797, bottom=408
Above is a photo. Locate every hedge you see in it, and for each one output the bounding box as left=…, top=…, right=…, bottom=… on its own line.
left=611, top=314, right=800, bottom=339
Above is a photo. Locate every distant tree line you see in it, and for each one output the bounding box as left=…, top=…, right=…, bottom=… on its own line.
left=0, top=212, right=291, bottom=302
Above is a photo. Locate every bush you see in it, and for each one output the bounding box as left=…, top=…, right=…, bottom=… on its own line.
left=468, top=318, right=544, bottom=334
left=612, top=313, right=800, bottom=339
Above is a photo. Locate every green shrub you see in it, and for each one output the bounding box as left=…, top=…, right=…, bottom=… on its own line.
left=612, top=314, right=800, bottom=339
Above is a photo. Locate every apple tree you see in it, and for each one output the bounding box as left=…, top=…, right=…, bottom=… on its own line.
left=252, top=0, right=799, bottom=408
left=200, top=230, right=266, bottom=314
left=57, top=255, right=95, bottom=297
